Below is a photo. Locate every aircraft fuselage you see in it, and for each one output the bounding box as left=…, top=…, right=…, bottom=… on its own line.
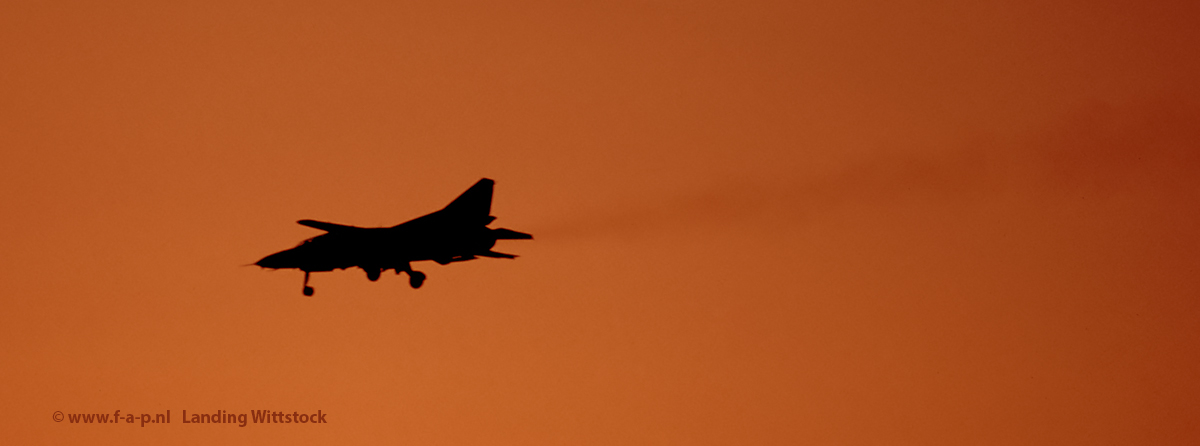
left=254, top=178, right=531, bottom=294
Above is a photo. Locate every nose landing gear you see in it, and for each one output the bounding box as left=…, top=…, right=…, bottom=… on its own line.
left=302, top=271, right=315, bottom=296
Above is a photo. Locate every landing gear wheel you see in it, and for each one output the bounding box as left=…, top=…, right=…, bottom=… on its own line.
left=366, top=268, right=381, bottom=282
left=409, top=271, right=426, bottom=289
left=301, top=271, right=314, bottom=296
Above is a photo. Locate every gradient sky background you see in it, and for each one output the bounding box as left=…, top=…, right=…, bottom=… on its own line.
left=2, top=0, right=1198, bottom=444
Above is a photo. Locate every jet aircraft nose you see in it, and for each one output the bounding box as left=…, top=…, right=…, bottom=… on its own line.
left=255, top=251, right=292, bottom=269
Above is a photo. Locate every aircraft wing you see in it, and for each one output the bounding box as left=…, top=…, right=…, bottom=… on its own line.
left=297, top=219, right=362, bottom=232
left=492, top=228, right=533, bottom=240
left=477, top=250, right=518, bottom=259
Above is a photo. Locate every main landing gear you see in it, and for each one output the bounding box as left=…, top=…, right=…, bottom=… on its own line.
left=408, top=271, right=426, bottom=289
left=302, top=271, right=314, bottom=296
left=375, top=266, right=423, bottom=288
left=301, top=267, right=426, bottom=295
left=394, top=264, right=426, bottom=289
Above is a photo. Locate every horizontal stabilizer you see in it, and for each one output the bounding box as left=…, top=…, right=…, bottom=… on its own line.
left=297, top=219, right=361, bottom=232
left=492, top=228, right=533, bottom=240
left=478, top=250, right=518, bottom=259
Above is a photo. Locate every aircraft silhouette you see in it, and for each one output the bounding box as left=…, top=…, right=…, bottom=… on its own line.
left=255, top=178, right=532, bottom=295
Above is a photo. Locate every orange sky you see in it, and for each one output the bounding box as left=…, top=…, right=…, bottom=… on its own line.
left=2, top=0, right=1198, bottom=444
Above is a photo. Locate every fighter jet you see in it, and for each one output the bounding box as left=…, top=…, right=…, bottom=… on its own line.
left=255, top=178, right=532, bottom=295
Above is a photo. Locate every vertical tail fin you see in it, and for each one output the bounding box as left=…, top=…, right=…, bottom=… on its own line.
left=442, top=178, right=494, bottom=220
